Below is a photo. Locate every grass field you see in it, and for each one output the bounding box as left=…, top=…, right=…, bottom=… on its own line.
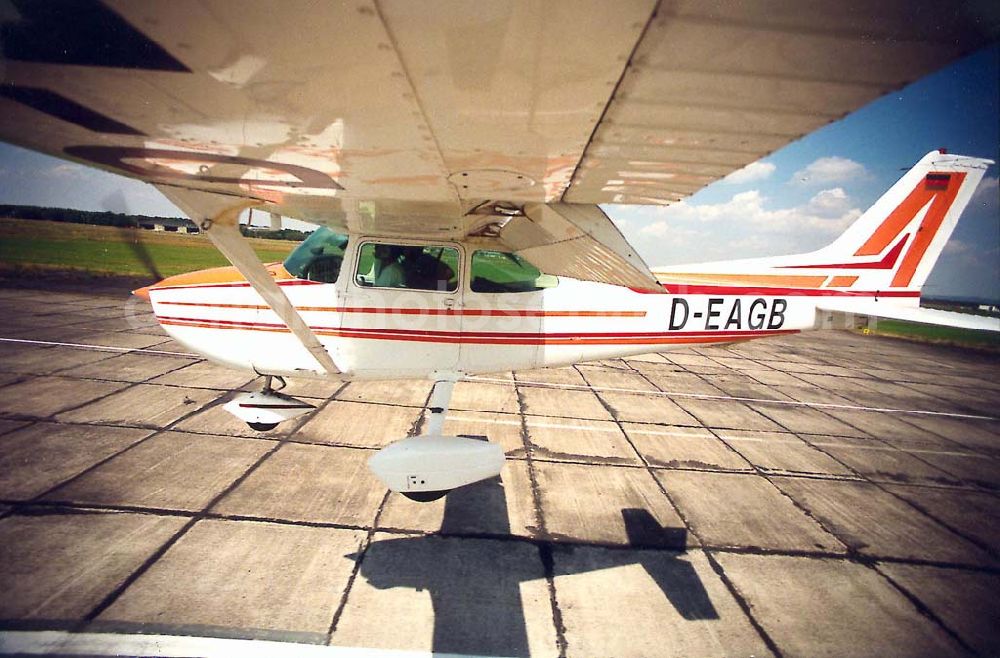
left=862, top=319, right=1000, bottom=352
left=0, top=218, right=296, bottom=278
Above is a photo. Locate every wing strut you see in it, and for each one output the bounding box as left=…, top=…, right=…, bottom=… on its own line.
left=157, top=188, right=341, bottom=376
left=203, top=205, right=341, bottom=375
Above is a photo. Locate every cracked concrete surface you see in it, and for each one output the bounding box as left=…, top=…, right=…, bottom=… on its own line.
left=0, top=283, right=998, bottom=657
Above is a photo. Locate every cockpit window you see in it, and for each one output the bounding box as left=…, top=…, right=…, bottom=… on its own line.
left=355, top=243, right=459, bottom=292
left=283, top=227, right=349, bottom=283
left=470, top=250, right=558, bottom=293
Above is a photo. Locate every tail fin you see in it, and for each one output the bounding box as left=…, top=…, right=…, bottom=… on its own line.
left=787, top=150, right=992, bottom=292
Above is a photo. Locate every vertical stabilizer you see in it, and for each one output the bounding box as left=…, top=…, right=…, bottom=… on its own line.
left=785, top=150, right=992, bottom=291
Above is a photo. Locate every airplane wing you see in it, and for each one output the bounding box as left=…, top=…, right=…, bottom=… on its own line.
left=816, top=298, right=1000, bottom=332
left=1, top=1, right=996, bottom=292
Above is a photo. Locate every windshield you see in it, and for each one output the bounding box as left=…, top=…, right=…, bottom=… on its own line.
left=282, top=227, right=350, bottom=283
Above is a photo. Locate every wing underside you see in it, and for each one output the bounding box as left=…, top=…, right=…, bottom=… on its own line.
left=0, top=0, right=996, bottom=285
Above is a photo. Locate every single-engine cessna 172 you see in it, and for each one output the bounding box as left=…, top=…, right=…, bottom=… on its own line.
left=1, top=1, right=997, bottom=500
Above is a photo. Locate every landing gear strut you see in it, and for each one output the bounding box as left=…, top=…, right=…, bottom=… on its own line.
left=246, top=375, right=282, bottom=431
left=222, top=374, right=316, bottom=432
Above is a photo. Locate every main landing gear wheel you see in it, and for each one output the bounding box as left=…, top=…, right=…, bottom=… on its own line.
left=247, top=421, right=279, bottom=432
left=368, top=380, right=505, bottom=503
left=402, top=490, right=449, bottom=502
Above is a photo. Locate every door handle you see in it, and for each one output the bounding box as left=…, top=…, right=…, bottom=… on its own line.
left=443, top=298, right=455, bottom=308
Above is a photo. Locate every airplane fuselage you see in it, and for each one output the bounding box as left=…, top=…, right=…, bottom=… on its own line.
left=140, top=153, right=991, bottom=383
left=145, top=238, right=882, bottom=380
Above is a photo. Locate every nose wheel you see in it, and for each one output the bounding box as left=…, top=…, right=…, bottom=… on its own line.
left=222, top=375, right=316, bottom=432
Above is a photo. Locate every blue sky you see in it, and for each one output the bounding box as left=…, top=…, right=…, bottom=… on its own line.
left=606, top=44, right=999, bottom=301
left=0, top=45, right=997, bottom=299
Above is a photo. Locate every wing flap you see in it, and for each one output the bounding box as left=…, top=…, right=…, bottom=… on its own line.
left=503, top=204, right=663, bottom=292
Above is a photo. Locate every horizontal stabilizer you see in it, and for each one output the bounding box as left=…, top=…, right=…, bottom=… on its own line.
left=816, top=299, right=1000, bottom=332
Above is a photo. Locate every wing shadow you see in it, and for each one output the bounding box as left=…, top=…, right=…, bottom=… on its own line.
left=350, top=478, right=717, bottom=657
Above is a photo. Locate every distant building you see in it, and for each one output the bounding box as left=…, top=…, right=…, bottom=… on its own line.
left=138, top=217, right=199, bottom=233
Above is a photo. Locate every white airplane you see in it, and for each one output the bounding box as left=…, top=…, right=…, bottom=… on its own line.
left=0, top=2, right=997, bottom=500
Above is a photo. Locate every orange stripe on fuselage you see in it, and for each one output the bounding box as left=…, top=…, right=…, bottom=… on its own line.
left=146, top=263, right=294, bottom=290
left=891, top=173, right=965, bottom=287
left=826, top=276, right=858, bottom=288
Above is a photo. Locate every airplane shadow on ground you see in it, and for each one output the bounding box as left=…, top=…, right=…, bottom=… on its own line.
left=352, top=477, right=717, bottom=657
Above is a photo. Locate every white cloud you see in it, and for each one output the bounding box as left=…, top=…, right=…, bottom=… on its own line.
left=638, top=222, right=700, bottom=241
left=721, top=161, right=776, bottom=185
left=723, top=234, right=774, bottom=254
left=804, top=187, right=852, bottom=216
left=43, top=163, right=89, bottom=179
left=944, top=239, right=971, bottom=256
left=972, top=175, right=998, bottom=205
left=791, top=156, right=867, bottom=186
left=614, top=186, right=864, bottom=266
left=942, top=238, right=997, bottom=270
left=639, top=221, right=670, bottom=238
left=974, top=175, right=998, bottom=195
left=645, top=188, right=859, bottom=234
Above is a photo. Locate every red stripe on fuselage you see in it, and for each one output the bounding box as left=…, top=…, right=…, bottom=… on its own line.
left=638, top=285, right=920, bottom=297
left=155, top=315, right=797, bottom=345
left=783, top=234, right=909, bottom=270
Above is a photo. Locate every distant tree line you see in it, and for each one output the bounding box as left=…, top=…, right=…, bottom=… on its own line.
left=0, top=204, right=309, bottom=241
left=0, top=204, right=180, bottom=228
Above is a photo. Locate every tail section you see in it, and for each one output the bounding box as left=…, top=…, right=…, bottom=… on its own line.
left=796, top=150, right=992, bottom=292
left=653, top=150, right=993, bottom=301
left=807, top=151, right=998, bottom=332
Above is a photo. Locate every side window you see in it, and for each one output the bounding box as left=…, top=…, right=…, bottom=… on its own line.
left=470, top=250, right=558, bottom=293
left=282, top=227, right=349, bottom=283
left=355, top=243, right=459, bottom=292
